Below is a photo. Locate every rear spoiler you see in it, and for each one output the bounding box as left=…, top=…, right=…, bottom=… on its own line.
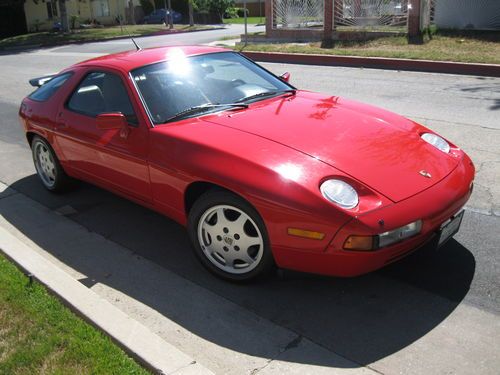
left=29, top=74, right=56, bottom=87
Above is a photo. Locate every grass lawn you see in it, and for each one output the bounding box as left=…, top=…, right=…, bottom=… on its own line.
left=223, top=17, right=265, bottom=25
left=0, top=253, right=148, bottom=374
left=0, top=24, right=214, bottom=49
left=238, top=31, right=500, bottom=64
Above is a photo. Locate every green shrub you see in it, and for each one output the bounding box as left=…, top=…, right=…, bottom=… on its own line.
left=140, top=0, right=154, bottom=16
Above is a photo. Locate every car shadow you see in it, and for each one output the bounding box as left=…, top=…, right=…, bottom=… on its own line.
left=1, top=175, right=476, bottom=368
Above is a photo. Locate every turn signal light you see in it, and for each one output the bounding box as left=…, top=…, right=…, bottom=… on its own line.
left=343, top=235, right=375, bottom=251
left=287, top=228, right=325, bottom=240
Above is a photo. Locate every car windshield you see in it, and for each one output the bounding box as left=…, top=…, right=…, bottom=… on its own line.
left=130, top=51, right=293, bottom=124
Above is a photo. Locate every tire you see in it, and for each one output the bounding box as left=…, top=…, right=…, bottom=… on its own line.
left=188, top=190, right=275, bottom=282
left=31, top=135, right=72, bottom=193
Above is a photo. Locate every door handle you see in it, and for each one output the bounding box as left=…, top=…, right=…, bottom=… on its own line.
left=55, top=112, right=68, bottom=131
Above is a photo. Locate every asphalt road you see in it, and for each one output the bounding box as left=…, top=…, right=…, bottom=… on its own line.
left=0, top=27, right=499, bottom=374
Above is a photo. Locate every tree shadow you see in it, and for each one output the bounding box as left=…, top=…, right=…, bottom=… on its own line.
left=446, top=77, right=500, bottom=111
left=1, top=175, right=476, bottom=368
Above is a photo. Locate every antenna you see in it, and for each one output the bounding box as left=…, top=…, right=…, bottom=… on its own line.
left=132, top=38, right=142, bottom=51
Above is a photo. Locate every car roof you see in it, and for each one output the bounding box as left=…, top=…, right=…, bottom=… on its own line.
left=72, top=45, right=230, bottom=72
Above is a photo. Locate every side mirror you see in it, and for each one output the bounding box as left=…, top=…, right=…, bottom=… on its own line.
left=280, top=72, right=291, bottom=83
left=96, top=113, right=127, bottom=130
left=96, top=113, right=130, bottom=139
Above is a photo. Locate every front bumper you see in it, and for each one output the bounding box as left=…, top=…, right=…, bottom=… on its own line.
left=273, top=154, right=475, bottom=277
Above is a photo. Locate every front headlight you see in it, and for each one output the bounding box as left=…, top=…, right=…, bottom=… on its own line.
left=320, top=179, right=359, bottom=209
left=421, top=133, right=450, bottom=153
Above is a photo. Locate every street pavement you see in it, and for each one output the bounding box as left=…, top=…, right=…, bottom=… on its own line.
left=0, top=27, right=499, bottom=374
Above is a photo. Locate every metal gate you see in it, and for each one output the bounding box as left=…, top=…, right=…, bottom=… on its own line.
left=333, top=0, right=409, bottom=29
left=272, top=0, right=325, bottom=29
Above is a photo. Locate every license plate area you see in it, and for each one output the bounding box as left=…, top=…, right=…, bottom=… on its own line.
left=438, top=210, right=464, bottom=247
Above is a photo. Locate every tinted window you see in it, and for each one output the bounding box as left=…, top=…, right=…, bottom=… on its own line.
left=67, top=71, right=138, bottom=125
left=29, top=72, right=72, bottom=102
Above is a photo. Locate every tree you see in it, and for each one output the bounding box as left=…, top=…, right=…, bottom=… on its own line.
left=188, top=0, right=194, bottom=26
left=205, top=0, right=234, bottom=23
left=140, top=0, right=154, bottom=15
left=129, top=0, right=136, bottom=24
left=58, top=0, right=69, bottom=32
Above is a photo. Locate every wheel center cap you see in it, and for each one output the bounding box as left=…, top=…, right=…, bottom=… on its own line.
left=223, top=236, right=233, bottom=246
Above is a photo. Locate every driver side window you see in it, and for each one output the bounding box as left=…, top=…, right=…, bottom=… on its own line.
left=67, top=71, right=138, bottom=125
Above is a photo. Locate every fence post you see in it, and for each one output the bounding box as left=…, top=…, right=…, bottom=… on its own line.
left=266, top=0, right=273, bottom=37
left=408, top=0, right=423, bottom=43
left=324, top=0, right=333, bottom=40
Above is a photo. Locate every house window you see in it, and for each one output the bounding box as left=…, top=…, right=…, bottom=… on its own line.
left=46, top=1, right=58, bottom=20
left=92, top=0, right=110, bottom=17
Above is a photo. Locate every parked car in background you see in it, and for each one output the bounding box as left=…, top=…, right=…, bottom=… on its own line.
left=144, top=8, right=182, bottom=24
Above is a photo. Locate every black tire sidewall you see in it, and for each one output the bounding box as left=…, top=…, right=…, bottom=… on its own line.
left=188, top=190, right=275, bottom=282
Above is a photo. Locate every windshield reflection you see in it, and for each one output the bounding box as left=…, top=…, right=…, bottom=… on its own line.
left=131, top=52, right=292, bottom=124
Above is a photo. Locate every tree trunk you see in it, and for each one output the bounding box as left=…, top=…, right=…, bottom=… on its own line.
left=59, top=0, right=69, bottom=32
left=129, top=0, right=136, bottom=24
left=167, top=0, right=173, bottom=29
left=188, top=0, right=194, bottom=26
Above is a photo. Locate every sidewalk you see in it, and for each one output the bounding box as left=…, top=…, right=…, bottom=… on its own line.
left=0, top=183, right=212, bottom=375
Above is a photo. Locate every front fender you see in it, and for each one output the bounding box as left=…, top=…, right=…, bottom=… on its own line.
left=150, top=119, right=361, bottom=253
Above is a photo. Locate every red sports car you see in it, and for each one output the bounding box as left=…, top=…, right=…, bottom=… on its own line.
left=19, top=46, right=475, bottom=281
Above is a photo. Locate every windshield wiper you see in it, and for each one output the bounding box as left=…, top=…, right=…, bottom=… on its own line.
left=236, top=89, right=296, bottom=103
left=164, top=103, right=248, bottom=123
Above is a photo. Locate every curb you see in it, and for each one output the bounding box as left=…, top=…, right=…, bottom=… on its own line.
left=0, top=184, right=213, bottom=375
left=240, top=51, right=500, bottom=77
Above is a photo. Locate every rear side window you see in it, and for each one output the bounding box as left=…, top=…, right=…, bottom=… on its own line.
left=29, top=72, right=73, bottom=102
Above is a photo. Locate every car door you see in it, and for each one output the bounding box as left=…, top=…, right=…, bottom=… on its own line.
left=55, top=68, right=151, bottom=203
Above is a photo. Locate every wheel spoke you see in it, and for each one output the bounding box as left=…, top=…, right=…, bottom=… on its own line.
left=230, top=213, right=248, bottom=232
left=208, top=225, right=219, bottom=240
left=211, top=251, right=226, bottom=265
left=239, top=234, right=262, bottom=250
left=239, top=252, right=256, bottom=266
left=214, top=207, right=230, bottom=228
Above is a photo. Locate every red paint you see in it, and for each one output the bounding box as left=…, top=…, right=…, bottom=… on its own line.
left=19, top=46, right=475, bottom=277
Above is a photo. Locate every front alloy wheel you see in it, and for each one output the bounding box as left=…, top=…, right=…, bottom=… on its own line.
left=188, top=191, right=274, bottom=281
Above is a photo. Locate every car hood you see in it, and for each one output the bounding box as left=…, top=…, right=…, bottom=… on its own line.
left=202, top=91, right=459, bottom=202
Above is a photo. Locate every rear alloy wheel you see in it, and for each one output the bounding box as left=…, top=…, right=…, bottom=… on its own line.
left=31, top=136, right=71, bottom=192
left=188, top=191, right=274, bottom=281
